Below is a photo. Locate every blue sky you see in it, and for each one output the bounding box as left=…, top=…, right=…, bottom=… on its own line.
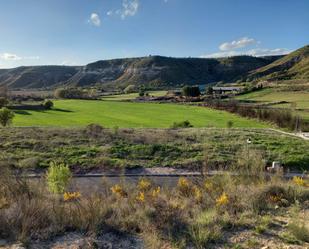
left=0, top=0, right=308, bottom=68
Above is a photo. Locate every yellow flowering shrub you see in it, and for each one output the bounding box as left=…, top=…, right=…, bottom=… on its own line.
left=151, top=186, right=161, bottom=198
left=177, top=177, right=192, bottom=196
left=204, top=180, right=213, bottom=192
left=111, top=184, right=127, bottom=198
left=216, top=192, right=229, bottom=206
left=193, top=186, right=202, bottom=202
left=136, top=191, right=145, bottom=202
left=138, top=178, right=152, bottom=191
left=63, top=191, right=81, bottom=201
left=292, top=176, right=307, bottom=187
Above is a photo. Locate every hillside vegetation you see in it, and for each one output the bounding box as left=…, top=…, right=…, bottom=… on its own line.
left=247, top=45, right=309, bottom=81
left=0, top=55, right=281, bottom=90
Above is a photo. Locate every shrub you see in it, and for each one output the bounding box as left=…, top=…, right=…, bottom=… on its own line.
left=54, top=88, right=90, bottom=99
left=85, top=123, right=104, bottom=137
left=139, top=89, right=145, bottom=97
left=171, top=120, right=193, bottom=129
left=182, top=86, right=201, bottom=97
left=227, top=120, right=233, bottom=128
left=43, top=100, right=54, bottom=110
left=0, top=107, right=14, bottom=127
left=0, top=97, right=8, bottom=108
left=46, top=162, right=72, bottom=194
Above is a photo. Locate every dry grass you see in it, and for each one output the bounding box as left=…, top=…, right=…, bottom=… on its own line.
left=0, top=166, right=309, bottom=248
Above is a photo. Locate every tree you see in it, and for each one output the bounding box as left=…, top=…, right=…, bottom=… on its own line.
left=43, top=100, right=54, bottom=109
left=182, top=86, right=201, bottom=97
left=139, top=89, right=145, bottom=97
left=0, top=97, right=9, bottom=108
left=0, top=107, right=14, bottom=127
left=46, top=162, right=72, bottom=194
left=206, top=86, right=213, bottom=95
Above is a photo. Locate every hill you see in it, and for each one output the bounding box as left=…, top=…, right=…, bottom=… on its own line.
left=246, top=45, right=309, bottom=81
left=0, top=55, right=280, bottom=90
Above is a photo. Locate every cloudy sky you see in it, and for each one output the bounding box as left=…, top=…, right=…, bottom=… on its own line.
left=0, top=0, right=308, bottom=68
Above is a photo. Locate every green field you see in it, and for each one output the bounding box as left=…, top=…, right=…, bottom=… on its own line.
left=235, top=88, right=309, bottom=109
left=13, top=100, right=268, bottom=128
left=101, top=90, right=167, bottom=101
left=235, top=88, right=309, bottom=120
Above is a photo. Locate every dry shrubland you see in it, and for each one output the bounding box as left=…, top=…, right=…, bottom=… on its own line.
left=0, top=163, right=308, bottom=248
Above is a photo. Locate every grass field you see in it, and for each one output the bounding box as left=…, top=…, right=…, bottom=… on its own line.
left=235, top=88, right=309, bottom=121
left=235, top=88, right=309, bottom=109
left=101, top=90, right=167, bottom=101
left=1, top=128, right=308, bottom=170
left=13, top=100, right=268, bottom=128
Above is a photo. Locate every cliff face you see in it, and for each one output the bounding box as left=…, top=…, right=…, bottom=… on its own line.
left=0, top=54, right=285, bottom=90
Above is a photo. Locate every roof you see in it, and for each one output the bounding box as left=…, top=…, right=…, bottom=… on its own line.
left=212, top=87, right=242, bottom=91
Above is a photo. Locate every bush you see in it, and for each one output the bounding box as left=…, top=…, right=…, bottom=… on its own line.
left=0, top=97, right=8, bottom=108
left=171, top=120, right=193, bottom=129
left=182, top=86, right=201, bottom=97
left=227, top=120, right=233, bottom=128
left=46, top=162, right=72, bottom=194
left=85, top=123, right=104, bottom=137
left=54, top=88, right=90, bottom=99
left=43, top=100, right=54, bottom=110
left=0, top=107, right=14, bottom=127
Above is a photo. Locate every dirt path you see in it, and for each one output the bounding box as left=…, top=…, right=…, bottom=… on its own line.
left=268, top=128, right=309, bottom=140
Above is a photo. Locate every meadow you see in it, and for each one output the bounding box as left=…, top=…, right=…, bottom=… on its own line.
left=1, top=127, right=308, bottom=171
left=235, top=88, right=309, bottom=109
left=101, top=90, right=167, bottom=101
left=12, top=99, right=268, bottom=128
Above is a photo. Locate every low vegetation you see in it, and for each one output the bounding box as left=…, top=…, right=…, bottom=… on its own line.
left=0, top=107, right=15, bottom=127
left=0, top=162, right=308, bottom=248
left=0, top=128, right=308, bottom=171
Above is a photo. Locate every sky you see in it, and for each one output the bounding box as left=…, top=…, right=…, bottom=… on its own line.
left=0, top=0, right=308, bottom=68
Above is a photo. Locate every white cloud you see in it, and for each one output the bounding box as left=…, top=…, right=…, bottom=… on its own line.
left=200, top=51, right=240, bottom=58
left=0, top=53, right=22, bottom=61
left=0, top=53, right=39, bottom=61
left=107, top=0, right=139, bottom=20
left=120, top=0, right=139, bottom=19
left=89, top=13, right=101, bottom=27
left=246, top=48, right=291, bottom=57
left=219, top=37, right=256, bottom=51
left=200, top=47, right=291, bottom=58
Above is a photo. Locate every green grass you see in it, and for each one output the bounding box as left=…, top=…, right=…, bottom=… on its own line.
left=235, top=88, right=309, bottom=109
left=101, top=90, right=167, bottom=101
left=13, top=100, right=268, bottom=128
left=1, top=128, right=308, bottom=170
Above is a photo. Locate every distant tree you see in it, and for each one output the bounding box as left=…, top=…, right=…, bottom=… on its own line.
left=43, top=100, right=54, bottom=110
left=206, top=86, right=213, bottom=95
left=54, top=88, right=85, bottom=99
left=182, top=86, right=201, bottom=97
left=139, top=89, right=145, bottom=97
left=0, top=107, right=14, bottom=127
left=0, top=97, right=9, bottom=108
